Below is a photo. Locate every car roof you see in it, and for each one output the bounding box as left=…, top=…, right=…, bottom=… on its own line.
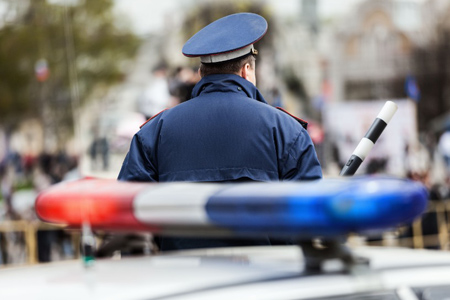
left=25, top=176, right=437, bottom=299
left=2, top=246, right=450, bottom=300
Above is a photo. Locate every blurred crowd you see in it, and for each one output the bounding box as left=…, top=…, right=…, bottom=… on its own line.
left=0, top=150, right=79, bottom=265
left=0, top=62, right=204, bottom=266
left=2, top=61, right=450, bottom=265
left=0, top=150, right=79, bottom=219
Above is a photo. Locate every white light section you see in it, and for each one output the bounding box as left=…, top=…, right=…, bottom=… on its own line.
left=134, top=183, right=224, bottom=225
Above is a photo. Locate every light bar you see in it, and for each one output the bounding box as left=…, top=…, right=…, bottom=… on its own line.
left=35, top=176, right=428, bottom=238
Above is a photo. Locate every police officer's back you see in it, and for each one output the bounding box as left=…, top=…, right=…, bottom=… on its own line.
left=118, top=13, right=322, bottom=251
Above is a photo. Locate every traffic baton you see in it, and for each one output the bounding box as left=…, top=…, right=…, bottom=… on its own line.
left=339, top=101, right=398, bottom=176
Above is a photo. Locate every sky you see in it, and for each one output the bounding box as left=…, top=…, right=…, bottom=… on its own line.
left=0, top=0, right=428, bottom=34
left=113, top=0, right=365, bottom=35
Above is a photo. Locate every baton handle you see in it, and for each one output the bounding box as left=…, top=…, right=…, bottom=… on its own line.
left=340, top=101, right=398, bottom=176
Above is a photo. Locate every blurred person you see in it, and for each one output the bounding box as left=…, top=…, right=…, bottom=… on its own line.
left=169, top=66, right=200, bottom=103
left=32, top=162, right=53, bottom=194
left=89, top=132, right=110, bottom=172
left=38, top=152, right=57, bottom=183
left=118, top=13, right=322, bottom=252
left=137, top=63, right=172, bottom=119
left=438, top=128, right=450, bottom=176
left=62, top=156, right=81, bottom=182
left=8, top=151, right=23, bottom=176
left=0, top=163, right=25, bottom=265
left=0, top=234, right=4, bottom=265
left=365, top=158, right=388, bottom=174
left=400, top=169, right=444, bottom=250
left=31, top=158, right=55, bottom=262
left=0, top=163, right=17, bottom=219
left=22, top=153, right=36, bottom=180
left=405, top=141, right=431, bottom=179
left=34, top=153, right=75, bottom=262
left=400, top=141, right=447, bottom=250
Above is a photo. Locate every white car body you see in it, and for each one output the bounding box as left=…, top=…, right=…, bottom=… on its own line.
left=1, top=245, right=450, bottom=300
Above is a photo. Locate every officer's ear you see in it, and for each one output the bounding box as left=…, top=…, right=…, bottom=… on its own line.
left=240, top=63, right=250, bottom=78
left=240, top=63, right=256, bottom=85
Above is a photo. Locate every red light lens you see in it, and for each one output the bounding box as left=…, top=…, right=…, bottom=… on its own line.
left=35, top=179, right=156, bottom=231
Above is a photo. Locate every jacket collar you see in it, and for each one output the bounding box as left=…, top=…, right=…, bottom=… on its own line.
left=191, top=74, right=268, bottom=104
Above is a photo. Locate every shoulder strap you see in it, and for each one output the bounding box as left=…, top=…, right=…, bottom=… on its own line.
left=276, top=107, right=308, bottom=130
left=140, top=109, right=168, bottom=128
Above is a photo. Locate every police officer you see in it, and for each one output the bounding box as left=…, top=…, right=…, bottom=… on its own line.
left=118, top=13, right=322, bottom=251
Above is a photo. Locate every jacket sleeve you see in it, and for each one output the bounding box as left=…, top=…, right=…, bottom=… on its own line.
left=118, top=131, right=158, bottom=182
left=279, top=128, right=322, bottom=181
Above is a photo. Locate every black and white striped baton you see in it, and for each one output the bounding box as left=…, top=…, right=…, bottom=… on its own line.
left=339, top=101, right=398, bottom=176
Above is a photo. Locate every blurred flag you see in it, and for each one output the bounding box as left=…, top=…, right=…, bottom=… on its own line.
left=35, top=59, right=50, bottom=82
left=405, top=75, right=420, bottom=102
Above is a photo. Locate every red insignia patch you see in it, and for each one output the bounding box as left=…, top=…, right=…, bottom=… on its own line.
left=140, top=109, right=168, bottom=128
left=276, top=107, right=308, bottom=130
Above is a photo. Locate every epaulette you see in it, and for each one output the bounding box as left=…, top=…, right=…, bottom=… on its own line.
left=140, top=109, right=167, bottom=129
left=276, top=107, right=308, bottom=130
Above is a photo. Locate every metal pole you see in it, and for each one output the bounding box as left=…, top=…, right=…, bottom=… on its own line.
left=62, top=4, right=83, bottom=163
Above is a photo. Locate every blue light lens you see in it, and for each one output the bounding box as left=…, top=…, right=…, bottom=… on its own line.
left=205, top=176, right=428, bottom=237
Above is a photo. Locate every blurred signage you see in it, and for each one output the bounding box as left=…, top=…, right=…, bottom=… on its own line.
left=46, top=0, right=81, bottom=6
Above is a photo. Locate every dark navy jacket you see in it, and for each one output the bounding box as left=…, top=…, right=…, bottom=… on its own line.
left=119, top=74, right=322, bottom=182
left=118, top=74, right=322, bottom=250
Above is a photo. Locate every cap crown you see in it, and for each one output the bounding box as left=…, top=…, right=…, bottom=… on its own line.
left=182, top=13, right=268, bottom=62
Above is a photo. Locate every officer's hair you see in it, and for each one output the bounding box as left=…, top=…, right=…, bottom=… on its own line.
left=199, top=54, right=256, bottom=78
